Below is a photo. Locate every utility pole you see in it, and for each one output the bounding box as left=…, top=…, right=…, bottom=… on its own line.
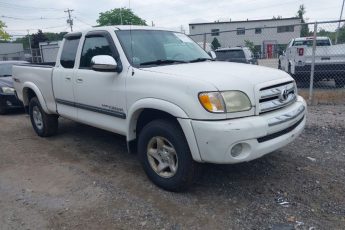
left=335, top=0, right=345, bottom=44
left=119, top=8, right=123, bottom=25
left=64, top=8, right=74, bottom=32
left=27, top=30, right=34, bottom=63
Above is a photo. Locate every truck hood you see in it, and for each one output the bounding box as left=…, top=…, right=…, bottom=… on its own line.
left=0, top=77, right=13, bottom=88
left=140, top=61, right=291, bottom=91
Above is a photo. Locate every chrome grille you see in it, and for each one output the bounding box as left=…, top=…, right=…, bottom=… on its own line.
left=259, top=81, right=297, bottom=114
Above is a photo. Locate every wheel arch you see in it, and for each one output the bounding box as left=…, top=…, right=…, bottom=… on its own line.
left=22, top=82, right=49, bottom=113
left=126, top=98, right=202, bottom=162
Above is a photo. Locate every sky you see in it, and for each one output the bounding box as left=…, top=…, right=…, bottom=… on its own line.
left=0, top=0, right=343, bottom=38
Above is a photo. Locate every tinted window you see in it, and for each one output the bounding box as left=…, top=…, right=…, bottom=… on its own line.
left=211, top=29, right=219, bottom=36
left=80, top=36, right=113, bottom=68
left=215, top=50, right=245, bottom=60
left=60, top=38, right=80, bottom=68
left=255, top=28, right=262, bottom=34
left=237, top=28, right=245, bottom=35
left=277, top=25, right=294, bottom=33
left=292, top=39, right=331, bottom=47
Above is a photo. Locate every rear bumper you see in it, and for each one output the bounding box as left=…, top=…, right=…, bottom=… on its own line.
left=0, top=93, right=24, bottom=110
left=190, top=96, right=306, bottom=164
left=294, top=63, right=345, bottom=79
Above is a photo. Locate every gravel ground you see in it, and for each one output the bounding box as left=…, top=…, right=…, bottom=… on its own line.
left=0, top=105, right=344, bottom=230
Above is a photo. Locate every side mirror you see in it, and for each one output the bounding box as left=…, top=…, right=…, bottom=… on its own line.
left=91, top=55, right=117, bottom=72
left=208, top=51, right=217, bottom=60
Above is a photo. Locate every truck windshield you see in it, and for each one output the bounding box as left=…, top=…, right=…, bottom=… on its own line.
left=116, top=30, right=211, bottom=67
left=0, top=64, right=13, bottom=77
left=292, top=39, right=331, bottom=47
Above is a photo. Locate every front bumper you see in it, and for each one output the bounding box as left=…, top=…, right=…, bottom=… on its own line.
left=191, top=96, right=306, bottom=164
left=0, top=93, right=24, bottom=110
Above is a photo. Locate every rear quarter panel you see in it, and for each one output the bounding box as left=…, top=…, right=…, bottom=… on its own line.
left=12, top=65, right=57, bottom=113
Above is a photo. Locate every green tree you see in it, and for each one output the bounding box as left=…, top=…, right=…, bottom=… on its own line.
left=0, top=20, right=10, bottom=41
left=31, top=30, right=48, bottom=48
left=244, top=40, right=255, bottom=53
left=97, top=8, right=146, bottom=26
left=297, top=4, right=309, bottom=37
left=13, top=32, right=67, bottom=49
left=44, top=32, right=68, bottom=42
left=211, top=38, right=221, bottom=50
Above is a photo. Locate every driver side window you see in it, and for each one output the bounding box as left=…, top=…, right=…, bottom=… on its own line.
left=80, top=36, right=113, bottom=68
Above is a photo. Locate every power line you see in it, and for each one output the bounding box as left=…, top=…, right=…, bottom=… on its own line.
left=0, top=2, right=63, bottom=11
left=74, top=17, right=93, bottom=27
left=5, top=25, right=67, bottom=31
left=74, top=12, right=96, bottom=26
left=1, top=15, right=66, bottom=20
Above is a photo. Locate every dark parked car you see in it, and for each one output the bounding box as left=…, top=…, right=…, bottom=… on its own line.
left=0, top=61, right=27, bottom=114
left=215, top=47, right=258, bottom=64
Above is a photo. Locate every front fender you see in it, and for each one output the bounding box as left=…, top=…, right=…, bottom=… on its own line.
left=22, top=82, right=49, bottom=113
left=127, top=98, right=189, bottom=140
left=126, top=98, right=203, bottom=162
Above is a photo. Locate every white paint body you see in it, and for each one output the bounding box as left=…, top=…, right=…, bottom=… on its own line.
left=279, top=36, right=345, bottom=74
left=13, top=26, right=306, bottom=164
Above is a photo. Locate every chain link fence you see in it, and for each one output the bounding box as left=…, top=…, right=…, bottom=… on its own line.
left=189, top=19, right=345, bottom=105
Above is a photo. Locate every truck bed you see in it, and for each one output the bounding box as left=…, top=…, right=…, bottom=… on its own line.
left=12, top=64, right=57, bottom=113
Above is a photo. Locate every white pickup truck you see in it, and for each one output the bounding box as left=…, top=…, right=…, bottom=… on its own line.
left=13, top=26, right=306, bottom=191
left=278, top=36, right=345, bottom=87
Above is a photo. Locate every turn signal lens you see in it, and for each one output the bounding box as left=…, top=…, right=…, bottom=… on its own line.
left=198, top=92, right=225, bottom=113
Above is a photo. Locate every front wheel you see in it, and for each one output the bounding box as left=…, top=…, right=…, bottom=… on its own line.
left=138, top=119, right=199, bottom=192
left=29, top=97, right=58, bottom=137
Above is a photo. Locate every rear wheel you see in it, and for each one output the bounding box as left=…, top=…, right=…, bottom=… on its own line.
left=138, top=119, right=199, bottom=192
left=29, top=97, right=58, bottom=137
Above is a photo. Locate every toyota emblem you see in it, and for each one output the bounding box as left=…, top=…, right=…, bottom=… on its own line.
left=279, top=89, right=289, bottom=102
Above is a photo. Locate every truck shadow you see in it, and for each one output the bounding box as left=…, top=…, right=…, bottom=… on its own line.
left=55, top=117, right=294, bottom=194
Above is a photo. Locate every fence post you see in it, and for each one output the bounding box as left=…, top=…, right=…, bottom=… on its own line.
left=203, top=33, right=206, bottom=50
left=308, top=22, right=318, bottom=105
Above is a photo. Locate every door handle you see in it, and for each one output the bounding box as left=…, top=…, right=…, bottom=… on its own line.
left=65, top=76, right=71, bottom=81
left=76, top=78, right=83, bottom=83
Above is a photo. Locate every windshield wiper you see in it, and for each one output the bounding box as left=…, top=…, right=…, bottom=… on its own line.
left=140, top=59, right=187, bottom=66
left=0, top=74, right=12, bottom=77
left=189, top=58, right=212, bottom=63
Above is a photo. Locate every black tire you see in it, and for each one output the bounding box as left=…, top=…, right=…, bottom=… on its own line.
left=138, top=119, right=199, bottom=192
left=29, top=97, right=58, bottom=137
left=278, top=60, right=281, bottom=69
left=335, top=78, right=345, bottom=88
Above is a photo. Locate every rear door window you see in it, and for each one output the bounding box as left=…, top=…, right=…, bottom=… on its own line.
left=60, top=37, right=80, bottom=68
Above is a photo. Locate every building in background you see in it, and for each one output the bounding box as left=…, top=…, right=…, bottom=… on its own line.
left=0, top=43, right=25, bottom=61
left=189, top=17, right=301, bottom=58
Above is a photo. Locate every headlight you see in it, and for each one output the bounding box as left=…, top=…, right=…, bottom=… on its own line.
left=1, top=86, right=15, bottom=95
left=198, top=92, right=225, bottom=113
left=221, top=91, right=251, bottom=112
left=199, top=91, right=251, bottom=113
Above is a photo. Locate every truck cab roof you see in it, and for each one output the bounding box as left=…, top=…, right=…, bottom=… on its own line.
left=64, top=25, right=178, bottom=37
